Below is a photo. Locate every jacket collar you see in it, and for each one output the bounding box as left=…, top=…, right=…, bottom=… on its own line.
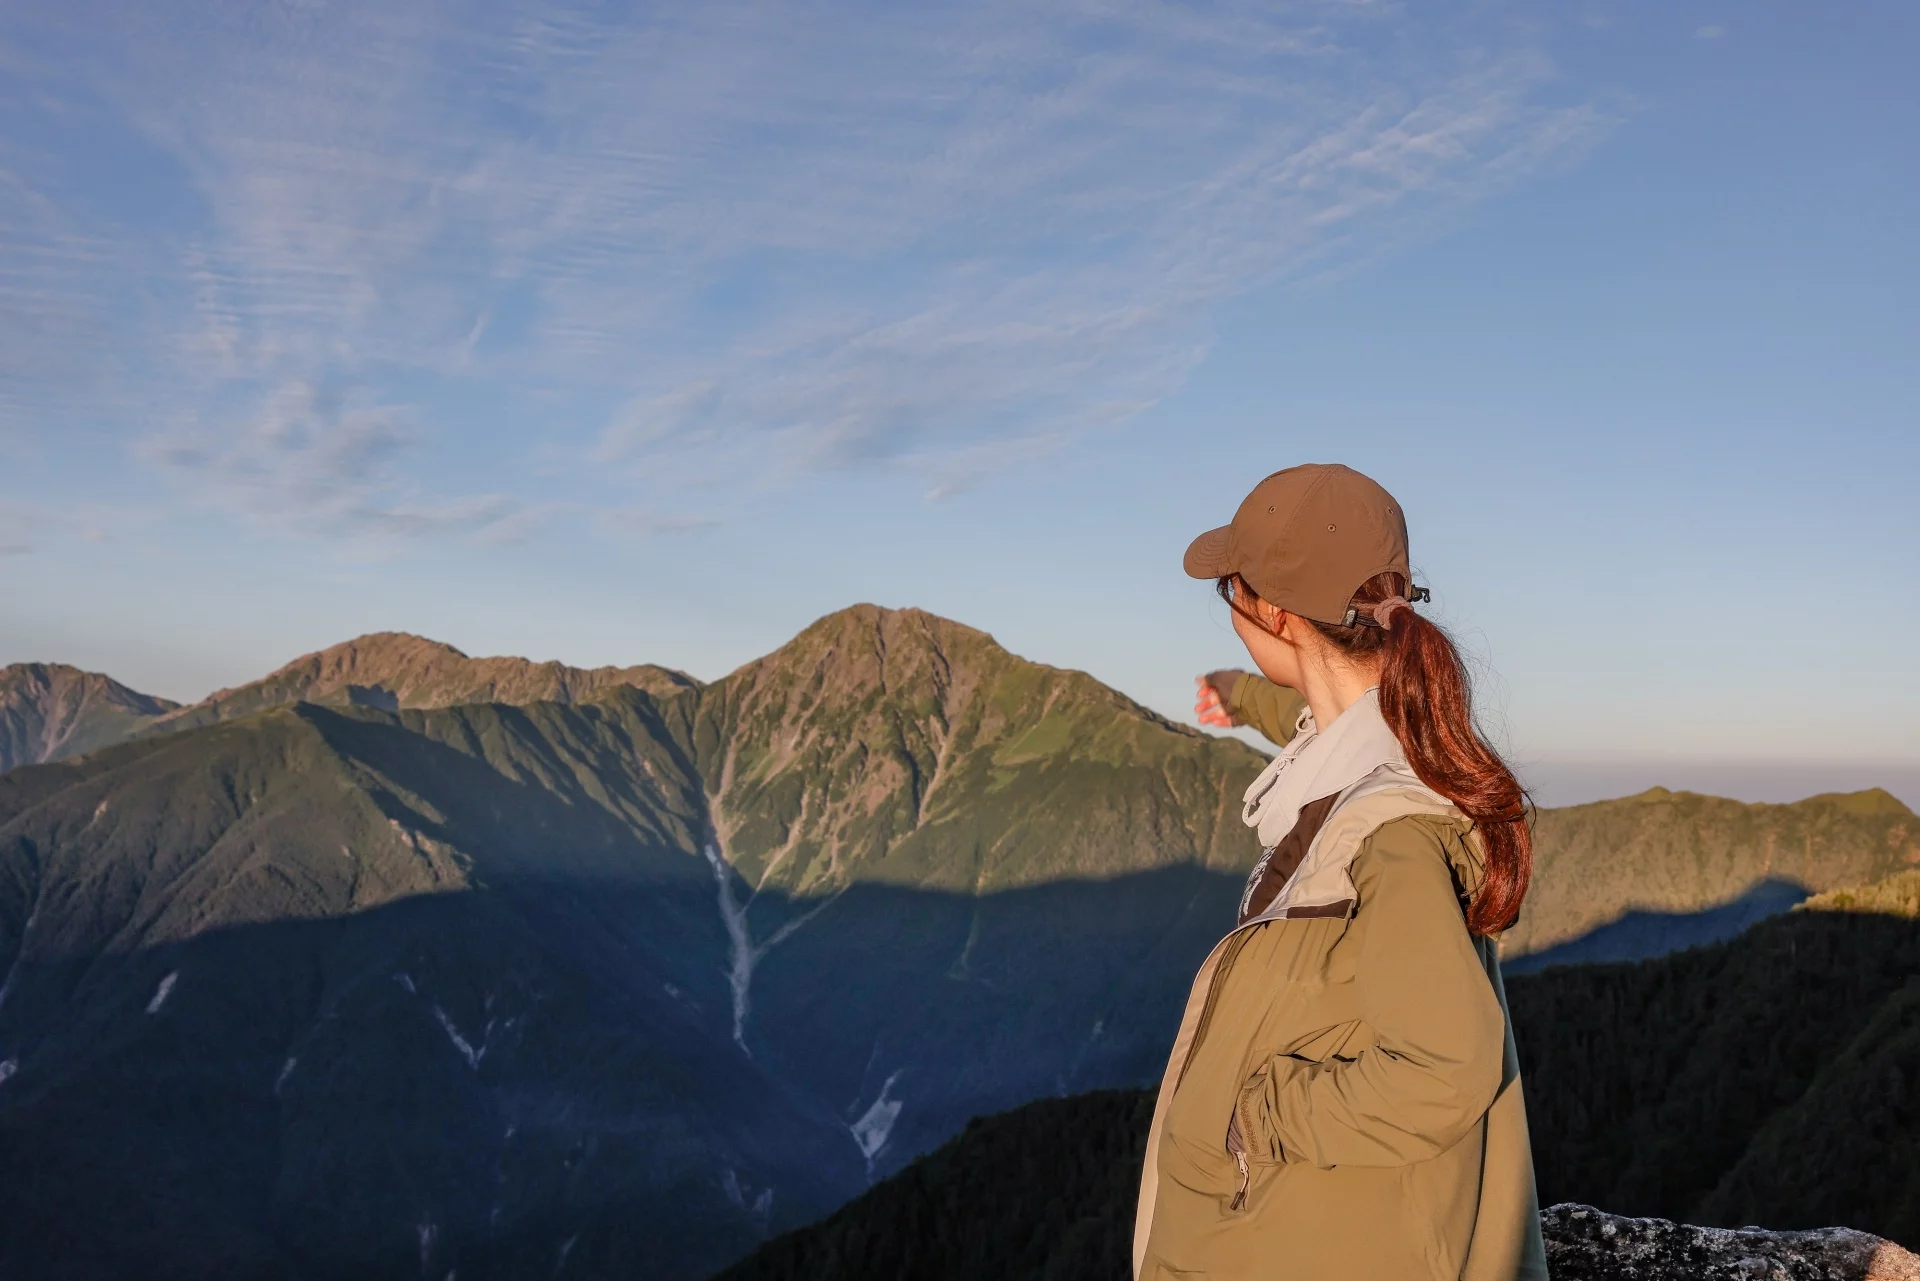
left=1241, top=687, right=1407, bottom=850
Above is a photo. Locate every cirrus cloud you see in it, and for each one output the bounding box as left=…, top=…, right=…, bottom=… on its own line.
left=0, top=0, right=1613, bottom=543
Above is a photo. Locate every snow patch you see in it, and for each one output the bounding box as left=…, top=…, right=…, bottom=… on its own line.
left=417, top=1220, right=437, bottom=1273
left=0, top=1058, right=16, bottom=1087
left=720, top=1167, right=775, bottom=1226
left=433, top=1004, right=485, bottom=1070
left=947, top=906, right=982, bottom=980
left=702, top=844, right=836, bottom=1052
left=394, top=972, right=417, bottom=995
left=555, top=1233, right=578, bottom=1274
left=275, top=1057, right=297, bottom=1094
left=146, top=971, right=178, bottom=1014
left=849, top=1070, right=905, bottom=1168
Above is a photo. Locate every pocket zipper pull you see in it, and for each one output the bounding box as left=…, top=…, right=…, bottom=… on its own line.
left=1226, top=1108, right=1251, bottom=1211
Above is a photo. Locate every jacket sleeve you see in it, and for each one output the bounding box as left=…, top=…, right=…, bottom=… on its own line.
left=1226, top=673, right=1308, bottom=748
left=1233, top=819, right=1506, bottom=1168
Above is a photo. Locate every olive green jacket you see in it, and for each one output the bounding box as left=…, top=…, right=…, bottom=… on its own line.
left=1135, top=676, right=1547, bottom=1280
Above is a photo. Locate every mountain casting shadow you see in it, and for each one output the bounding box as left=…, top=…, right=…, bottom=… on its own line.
left=1504, top=876, right=1812, bottom=974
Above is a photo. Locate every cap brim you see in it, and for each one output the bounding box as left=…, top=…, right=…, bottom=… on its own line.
left=1182, top=526, right=1235, bottom=580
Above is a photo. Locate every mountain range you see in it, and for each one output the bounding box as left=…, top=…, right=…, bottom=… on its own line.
left=0, top=633, right=697, bottom=775
left=2, top=608, right=1914, bottom=1276
left=1509, top=785, right=1918, bottom=968
left=0, top=608, right=1260, bottom=1279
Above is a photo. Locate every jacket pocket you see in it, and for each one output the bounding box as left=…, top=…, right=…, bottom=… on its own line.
left=1224, top=1061, right=1272, bottom=1212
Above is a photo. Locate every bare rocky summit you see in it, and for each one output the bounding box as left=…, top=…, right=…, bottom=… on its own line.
left=143, top=632, right=699, bottom=737
left=1543, top=1204, right=1920, bottom=1281
left=0, top=662, right=179, bottom=771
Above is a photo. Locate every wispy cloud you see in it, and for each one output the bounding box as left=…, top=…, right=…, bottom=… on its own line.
left=0, top=0, right=1612, bottom=541
left=139, top=379, right=519, bottom=546
left=0, top=495, right=148, bottom=555
left=1695, top=25, right=1728, bottom=40
left=596, top=508, right=724, bottom=540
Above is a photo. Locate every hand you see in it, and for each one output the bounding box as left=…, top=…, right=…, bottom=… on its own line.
left=1194, top=672, right=1243, bottom=728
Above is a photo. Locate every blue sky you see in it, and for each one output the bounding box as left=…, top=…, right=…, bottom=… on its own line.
left=2, top=0, right=1915, bottom=804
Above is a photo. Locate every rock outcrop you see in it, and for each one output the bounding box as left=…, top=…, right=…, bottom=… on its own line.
left=1543, top=1204, right=1920, bottom=1281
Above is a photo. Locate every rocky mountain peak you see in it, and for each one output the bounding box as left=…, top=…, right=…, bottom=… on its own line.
left=696, top=603, right=1253, bottom=902
left=0, top=662, right=178, bottom=716
left=257, top=631, right=475, bottom=685
left=753, top=604, right=994, bottom=677
left=0, top=663, right=181, bottom=771
left=142, top=631, right=700, bottom=738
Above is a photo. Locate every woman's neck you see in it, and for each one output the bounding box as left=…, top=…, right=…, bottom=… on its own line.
left=1296, top=660, right=1380, bottom=733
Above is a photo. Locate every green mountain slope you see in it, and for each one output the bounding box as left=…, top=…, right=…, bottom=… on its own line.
left=1508, top=786, right=1920, bottom=964
left=693, top=605, right=1255, bottom=897
left=0, top=662, right=180, bottom=771
left=721, top=905, right=1920, bottom=1281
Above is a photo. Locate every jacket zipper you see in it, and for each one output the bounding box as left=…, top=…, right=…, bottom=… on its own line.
left=1173, top=926, right=1260, bottom=1092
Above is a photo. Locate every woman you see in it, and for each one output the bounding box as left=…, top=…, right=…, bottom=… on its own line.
left=1134, top=464, right=1547, bottom=1281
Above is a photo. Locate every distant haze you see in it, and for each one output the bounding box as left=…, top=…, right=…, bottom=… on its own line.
left=1519, top=757, right=1920, bottom=812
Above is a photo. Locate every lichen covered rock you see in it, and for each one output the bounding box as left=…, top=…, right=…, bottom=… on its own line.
left=1543, top=1204, right=1920, bottom=1281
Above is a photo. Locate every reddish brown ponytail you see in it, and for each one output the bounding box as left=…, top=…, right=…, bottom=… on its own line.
left=1220, top=571, right=1533, bottom=935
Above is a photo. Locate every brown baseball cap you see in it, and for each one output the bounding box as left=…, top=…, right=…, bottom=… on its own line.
left=1183, top=463, right=1410, bottom=624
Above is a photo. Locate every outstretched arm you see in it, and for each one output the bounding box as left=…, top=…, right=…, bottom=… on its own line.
left=1195, top=670, right=1308, bottom=747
